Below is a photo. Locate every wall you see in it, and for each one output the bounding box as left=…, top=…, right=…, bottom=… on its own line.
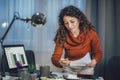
left=115, top=0, right=120, bottom=55
left=86, top=0, right=120, bottom=79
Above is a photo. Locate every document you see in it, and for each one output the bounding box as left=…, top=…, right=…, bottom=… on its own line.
left=70, top=52, right=91, bottom=66
left=68, top=52, right=94, bottom=75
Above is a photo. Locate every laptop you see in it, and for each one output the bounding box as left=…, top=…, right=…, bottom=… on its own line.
left=3, top=44, right=28, bottom=76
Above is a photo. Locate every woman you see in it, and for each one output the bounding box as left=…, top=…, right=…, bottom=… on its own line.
left=51, top=5, right=102, bottom=68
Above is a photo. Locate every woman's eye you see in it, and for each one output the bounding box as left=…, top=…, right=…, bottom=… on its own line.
left=64, top=22, right=68, bottom=25
left=70, top=21, right=75, bottom=23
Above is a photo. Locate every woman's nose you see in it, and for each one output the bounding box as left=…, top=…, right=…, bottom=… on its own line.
left=68, top=23, right=73, bottom=28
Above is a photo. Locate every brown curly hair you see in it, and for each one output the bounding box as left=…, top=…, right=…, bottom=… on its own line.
left=54, top=5, right=95, bottom=46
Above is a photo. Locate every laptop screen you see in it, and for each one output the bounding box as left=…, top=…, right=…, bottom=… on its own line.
left=3, top=44, right=28, bottom=69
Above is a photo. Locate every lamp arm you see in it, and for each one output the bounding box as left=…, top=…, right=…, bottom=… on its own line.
left=0, top=15, right=18, bottom=80
left=0, top=15, right=18, bottom=43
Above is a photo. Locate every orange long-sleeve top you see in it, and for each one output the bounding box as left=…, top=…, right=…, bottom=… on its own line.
left=51, top=29, right=103, bottom=68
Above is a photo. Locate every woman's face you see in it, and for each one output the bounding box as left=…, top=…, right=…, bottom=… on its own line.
left=63, top=16, right=80, bottom=33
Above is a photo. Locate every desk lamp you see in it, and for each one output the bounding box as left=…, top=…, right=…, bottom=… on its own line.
left=0, top=12, right=46, bottom=80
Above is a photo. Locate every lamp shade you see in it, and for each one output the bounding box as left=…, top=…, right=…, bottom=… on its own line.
left=31, top=12, right=46, bottom=27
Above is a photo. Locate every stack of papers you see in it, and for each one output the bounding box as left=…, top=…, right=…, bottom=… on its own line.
left=68, top=52, right=94, bottom=75
left=70, top=52, right=91, bottom=66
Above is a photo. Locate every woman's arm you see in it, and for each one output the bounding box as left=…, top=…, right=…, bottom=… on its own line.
left=87, top=30, right=103, bottom=67
left=51, top=39, right=64, bottom=68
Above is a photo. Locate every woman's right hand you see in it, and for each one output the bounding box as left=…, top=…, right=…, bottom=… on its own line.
left=59, top=58, right=70, bottom=66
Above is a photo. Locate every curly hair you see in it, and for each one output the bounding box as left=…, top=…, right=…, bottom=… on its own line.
left=54, top=5, right=95, bottom=46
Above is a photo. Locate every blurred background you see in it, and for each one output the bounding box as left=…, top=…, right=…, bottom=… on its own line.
left=0, top=0, right=120, bottom=79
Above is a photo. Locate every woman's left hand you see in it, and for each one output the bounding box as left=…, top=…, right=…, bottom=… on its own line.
left=86, top=59, right=97, bottom=67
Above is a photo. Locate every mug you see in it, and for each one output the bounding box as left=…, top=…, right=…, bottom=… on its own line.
left=40, top=65, right=50, bottom=77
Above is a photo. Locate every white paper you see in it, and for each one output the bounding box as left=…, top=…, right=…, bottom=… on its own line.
left=70, top=52, right=91, bottom=66
left=64, top=74, right=80, bottom=79
left=78, top=67, right=94, bottom=75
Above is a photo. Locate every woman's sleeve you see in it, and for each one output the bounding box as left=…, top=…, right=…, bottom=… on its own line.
left=90, top=31, right=103, bottom=62
left=51, top=39, right=63, bottom=68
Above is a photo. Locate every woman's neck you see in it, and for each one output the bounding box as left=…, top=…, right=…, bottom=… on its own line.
left=72, top=29, right=80, bottom=37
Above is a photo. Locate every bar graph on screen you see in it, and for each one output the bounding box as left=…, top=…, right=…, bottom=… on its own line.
left=3, top=45, right=28, bottom=69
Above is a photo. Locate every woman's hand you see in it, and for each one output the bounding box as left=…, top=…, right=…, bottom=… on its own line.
left=86, top=59, right=97, bottom=67
left=59, top=58, right=70, bottom=66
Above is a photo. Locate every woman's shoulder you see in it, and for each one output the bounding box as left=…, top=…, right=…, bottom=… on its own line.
left=88, top=29, right=98, bottom=38
left=89, top=29, right=96, bottom=34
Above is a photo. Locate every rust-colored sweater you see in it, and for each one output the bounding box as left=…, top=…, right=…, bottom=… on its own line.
left=51, top=29, right=103, bottom=67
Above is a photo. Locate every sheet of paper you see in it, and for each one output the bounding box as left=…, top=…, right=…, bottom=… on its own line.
left=70, top=52, right=91, bottom=66
left=78, top=67, right=94, bottom=75
left=63, top=74, right=80, bottom=79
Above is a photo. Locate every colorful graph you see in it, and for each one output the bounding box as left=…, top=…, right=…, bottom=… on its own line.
left=4, top=46, right=28, bottom=69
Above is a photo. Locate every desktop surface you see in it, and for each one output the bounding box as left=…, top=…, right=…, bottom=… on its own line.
left=1, top=72, right=104, bottom=80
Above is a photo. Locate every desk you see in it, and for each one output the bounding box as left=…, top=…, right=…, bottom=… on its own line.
left=2, top=75, right=103, bottom=80
left=1, top=71, right=104, bottom=80
left=1, top=72, right=38, bottom=80
left=47, top=72, right=104, bottom=80
left=2, top=76, right=39, bottom=80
